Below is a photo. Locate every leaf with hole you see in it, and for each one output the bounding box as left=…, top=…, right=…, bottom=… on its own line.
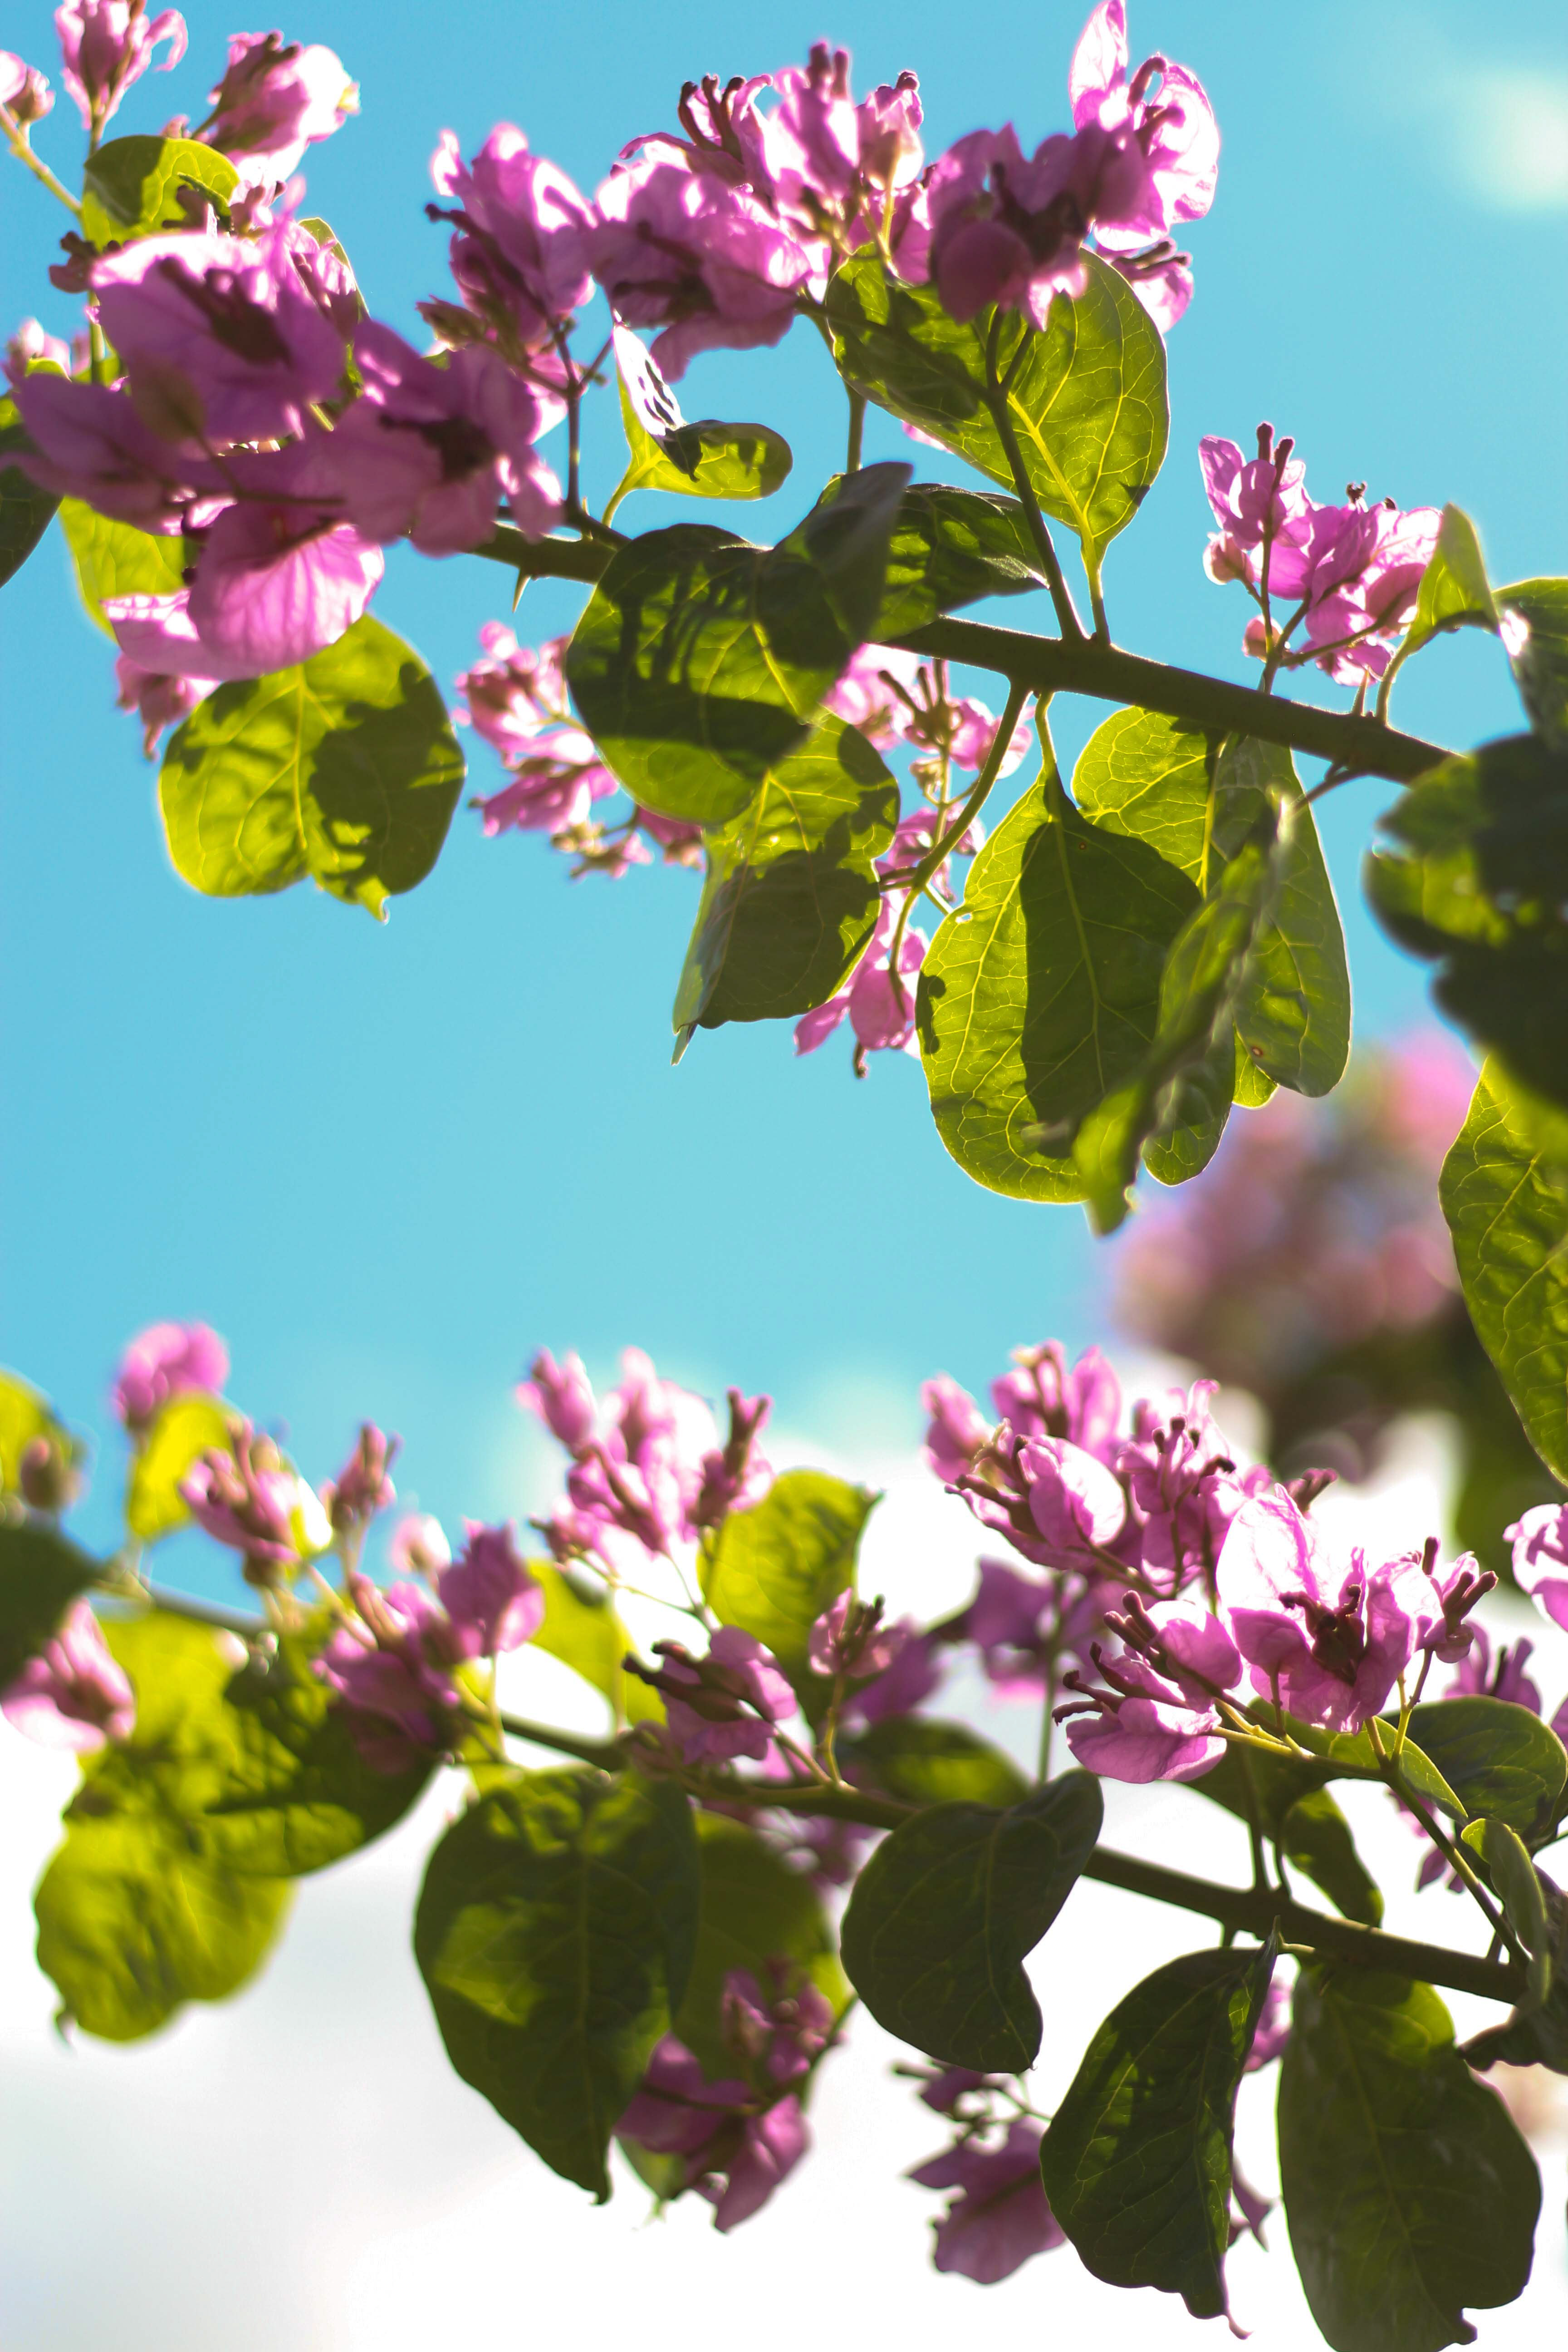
left=159, top=613, right=465, bottom=916
left=839, top=1772, right=1101, bottom=2068
left=1040, top=1938, right=1276, bottom=2321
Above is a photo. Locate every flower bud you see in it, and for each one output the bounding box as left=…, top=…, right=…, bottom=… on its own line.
left=19, top=1432, right=83, bottom=1515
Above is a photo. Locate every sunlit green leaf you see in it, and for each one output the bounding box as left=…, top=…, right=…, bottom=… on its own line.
left=159, top=614, right=465, bottom=917
left=1040, top=1939, right=1275, bottom=2321
left=124, top=1391, right=233, bottom=1544
left=81, top=134, right=239, bottom=246
left=1495, top=577, right=1568, bottom=751
left=414, top=1766, right=699, bottom=2197
left=59, top=495, right=186, bottom=637
left=1407, top=1695, right=1567, bottom=1844
left=612, top=343, right=792, bottom=507
left=1401, top=504, right=1497, bottom=666
left=701, top=1469, right=876, bottom=1677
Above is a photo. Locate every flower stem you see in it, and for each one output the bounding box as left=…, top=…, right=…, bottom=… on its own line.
left=845, top=388, right=866, bottom=476
left=981, top=343, right=1084, bottom=642
left=0, top=107, right=83, bottom=216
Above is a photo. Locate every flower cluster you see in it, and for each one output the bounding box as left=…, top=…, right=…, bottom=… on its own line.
left=520, top=1345, right=773, bottom=1577
left=1201, top=423, right=1441, bottom=684
left=922, top=1337, right=1509, bottom=1783
left=616, top=1962, right=833, bottom=2229
left=455, top=623, right=702, bottom=876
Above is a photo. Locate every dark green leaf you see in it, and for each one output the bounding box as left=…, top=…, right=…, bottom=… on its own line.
left=1465, top=1873, right=1568, bottom=2073
left=159, top=613, right=465, bottom=917
left=1495, top=577, right=1568, bottom=750
left=1441, top=1058, right=1568, bottom=1480
left=1279, top=1969, right=1539, bottom=2352
left=672, top=714, right=897, bottom=1038
left=839, top=1773, right=1101, bottom=2069
left=1041, top=1939, right=1275, bottom=2321
left=1460, top=1818, right=1551, bottom=1993
left=1406, top=1695, right=1567, bottom=1843
left=826, top=248, right=1167, bottom=574
left=0, top=1524, right=100, bottom=1690
left=673, top=1814, right=849, bottom=2083
left=59, top=495, right=186, bottom=637
left=612, top=344, right=791, bottom=506
left=1073, top=813, right=1282, bottom=1233
left=201, top=1633, right=433, bottom=1877
left=1402, top=505, right=1497, bottom=665
left=917, top=725, right=1200, bottom=1202
left=124, top=1391, right=233, bottom=1544
left=81, top=134, right=239, bottom=245
left=700, top=1469, right=876, bottom=1676
left=0, top=400, right=59, bottom=590
left=1366, top=734, right=1568, bottom=1111
left=1281, top=1714, right=1465, bottom=1820
left=566, top=465, right=909, bottom=826
left=1191, top=1746, right=1382, bottom=1925
left=413, top=1766, right=699, bottom=2197
left=870, top=481, right=1043, bottom=636
left=843, top=1716, right=1029, bottom=1810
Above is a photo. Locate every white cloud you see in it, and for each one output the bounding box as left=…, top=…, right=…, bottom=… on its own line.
left=1455, top=69, right=1568, bottom=211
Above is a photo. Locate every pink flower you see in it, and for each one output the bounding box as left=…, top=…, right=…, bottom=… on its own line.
left=2, top=1602, right=134, bottom=1753
left=1245, top=1976, right=1291, bottom=2071
left=846, top=1622, right=942, bottom=1725
left=181, top=1421, right=329, bottom=1573
left=112, top=1319, right=228, bottom=1429
left=691, top=1389, right=774, bottom=1527
left=808, top=1590, right=902, bottom=1680
left=1217, top=1488, right=1437, bottom=1732
left=922, top=119, right=1159, bottom=330
left=53, top=0, right=185, bottom=134
left=1063, top=1682, right=1225, bottom=1782
left=1069, top=3, right=1220, bottom=239
left=200, top=33, right=358, bottom=185
left=617, top=2035, right=811, bottom=2231
left=4, top=317, right=71, bottom=384
left=516, top=1346, right=598, bottom=1451
left=793, top=899, right=926, bottom=1065
left=0, top=51, right=54, bottom=126
left=437, top=1521, right=544, bottom=1657
left=13, top=374, right=219, bottom=532
left=332, top=322, right=562, bottom=554
left=428, top=125, right=596, bottom=363
left=721, top=1964, right=833, bottom=2085
left=921, top=1374, right=990, bottom=1484
left=911, top=2119, right=1065, bottom=2284
left=319, top=1424, right=398, bottom=1535
left=954, top=1427, right=1127, bottom=1574
left=114, top=654, right=215, bottom=756
left=1509, top=1503, right=1568, bottom=1635
left=91, top=224, right=348, bottom=447
left=1058, top=1594, right=1240, bottom=1782
left=588, top=149, right=814, bottom=380
left=387, top=1512, right=451, bottom=1578
left=318, top=1576, right=461, bottom=1763
left=821, top=642, right=920, bottom=749
left=1117, top=1381, right=1264, bottom=1587
left=632, top=1625, right=795, bottom=1768
left=1446, top=1629, right=1542, bottom=1712
left=992, top=1341, right=1122, bottom=1464
left=105, top=506, right=384, bottom=682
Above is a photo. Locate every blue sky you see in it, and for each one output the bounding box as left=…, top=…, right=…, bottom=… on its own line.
left=1, top=0, right=1565, bottom=1598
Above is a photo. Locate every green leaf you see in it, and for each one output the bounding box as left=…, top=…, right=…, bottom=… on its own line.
left=917, top=725, right=1200, bottom=1202
left=870, top=481, right=1043, bottom=636
left=1402, top=504, right=1498, bottom=665
left=672, top=714, right=898, bottom=1038
left=842, top=1716, right=1030, bottom=1810
left=1406, top=1695, right=1567, bottom=1843
left=0, top=1367, right=69, bottom=1495
left=1465, top=1874, right=1568, bottom=2073
left=1279, top=1714, right=1465, bottom=1821
left=124, top=1391, right=233, bottom=1544
left=1040, top=1939, right=1276, bottom=2321
left=1495, top=577, right=1568, bottom=751
left=1461, top=1818, right=1551, bottom=1990
left=566, top=465, right=910, bottom=826
left=1366, top=734, right=1568, bottom=1111
left=35, top=1810, right=291, bottom=2041
left=838, top=1773, right=1101, bottom=2069
left=530, top=1562, right=662, bottom=1728
left=413, top=1766, right=699, bottom=2197
left=0, top=400, right=59, bottom=590
left=673, top=1814, right=849, bottom=2083
left=80, top=134, right=239, bottom=245
left=1191, top=1746, right=1382, bottom=1925
left=700, top=1469, right=877, bottom=1677
left=825, top=247, right=1167, bottom=573
left=1073, top=812, right=1283, bottom=1233
left=159, top=613, right=465, bottom=917
left=612, top=339, right=791, bottom=506
left=59, top=495, right=186, bottom=637
left=35, top=1612, right=295, bottom=2039
left=0, top=1524, right=100, bottom=1689
left=201, top=1632, right=433, bottom=1877
left=1440, top=1058, right=1568, bottom=1481
left=1279, top=1970, right=1539, bottom=2352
